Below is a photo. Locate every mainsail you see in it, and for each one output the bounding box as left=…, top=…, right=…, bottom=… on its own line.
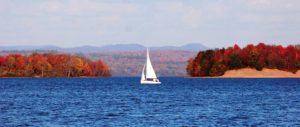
left=145, top=48, right=157, bottom=79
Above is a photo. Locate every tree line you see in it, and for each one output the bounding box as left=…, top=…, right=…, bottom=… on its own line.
left=187, top=43, right=300, bottom=77
left=88, top=50, right=194, bottom=76
left=0, top=53, right=111, bottom=77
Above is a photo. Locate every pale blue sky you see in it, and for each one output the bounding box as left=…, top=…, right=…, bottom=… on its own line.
left=0, top=0, right=299, bottom=48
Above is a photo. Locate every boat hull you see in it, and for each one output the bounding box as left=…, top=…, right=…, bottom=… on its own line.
left=140, top=80, right=161, bottom=84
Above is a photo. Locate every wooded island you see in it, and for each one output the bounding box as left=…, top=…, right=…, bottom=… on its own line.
left=187, top=43, right=300, bottom=77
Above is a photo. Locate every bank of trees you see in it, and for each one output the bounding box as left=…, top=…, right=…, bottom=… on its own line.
left=187, top=43, right=300, bottom=77
left=0, top=53, right=111, bottom=77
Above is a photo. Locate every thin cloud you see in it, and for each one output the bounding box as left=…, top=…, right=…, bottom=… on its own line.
left=0, top=0, right=299, bottom=47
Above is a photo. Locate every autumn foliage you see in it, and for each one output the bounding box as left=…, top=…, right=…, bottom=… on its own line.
left=0, top=53, right=111, bottom=77
left=187, top=43, right=300, bottom=77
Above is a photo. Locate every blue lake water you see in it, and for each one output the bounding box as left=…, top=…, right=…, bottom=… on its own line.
left=0, top=78, right=300, bottom=126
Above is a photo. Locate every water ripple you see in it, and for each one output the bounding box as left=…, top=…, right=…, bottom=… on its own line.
left=0, top=78, right=300, bottom=126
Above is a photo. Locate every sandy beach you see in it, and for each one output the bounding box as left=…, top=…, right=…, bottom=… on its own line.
left=221, top=68, right=300, bottom=78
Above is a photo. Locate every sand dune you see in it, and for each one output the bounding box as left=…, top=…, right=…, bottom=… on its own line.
left=222, top=68, right=300, bottom=78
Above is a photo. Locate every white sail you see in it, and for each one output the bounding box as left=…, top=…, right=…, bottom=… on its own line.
left=141, top=64, right=146, bottom=81
left=145, top=48, right=157, bottom=79
left=140, top=48, right=161, bottom=84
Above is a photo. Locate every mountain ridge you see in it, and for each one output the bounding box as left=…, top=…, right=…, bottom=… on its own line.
left=0, top=43, right=208, bottom=52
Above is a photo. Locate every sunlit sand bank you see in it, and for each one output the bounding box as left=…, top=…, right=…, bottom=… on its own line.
left=221, top=68, right=300, bottom=78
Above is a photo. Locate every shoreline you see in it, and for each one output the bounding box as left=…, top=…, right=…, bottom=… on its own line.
left=0, top=76, right=110, bottom=78
left=188, top=76, right=300, bottom=78
left=188, top=68, right=300, bottom=78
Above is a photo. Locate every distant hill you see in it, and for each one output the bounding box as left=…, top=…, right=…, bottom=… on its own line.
left=87, top=50, right=197, bottom=76
left=0, top=43, right=208, bottom=53
left=151, top=43, right=207, bottom=51
left=0, top=45, right=62, bottom=51
left=99, top=44, right=145, bottom=52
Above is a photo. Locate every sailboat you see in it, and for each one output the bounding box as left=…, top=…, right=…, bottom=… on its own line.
left=141, top=48, right=161, bottom=84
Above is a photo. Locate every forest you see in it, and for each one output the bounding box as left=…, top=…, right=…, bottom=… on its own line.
left=187, top=43, right=300, bottom=77
left=87, top=51, right=195, bottom=76
left=0, top=53, right=111, bottom=77
left=0, top=50, right=195, bottom=77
